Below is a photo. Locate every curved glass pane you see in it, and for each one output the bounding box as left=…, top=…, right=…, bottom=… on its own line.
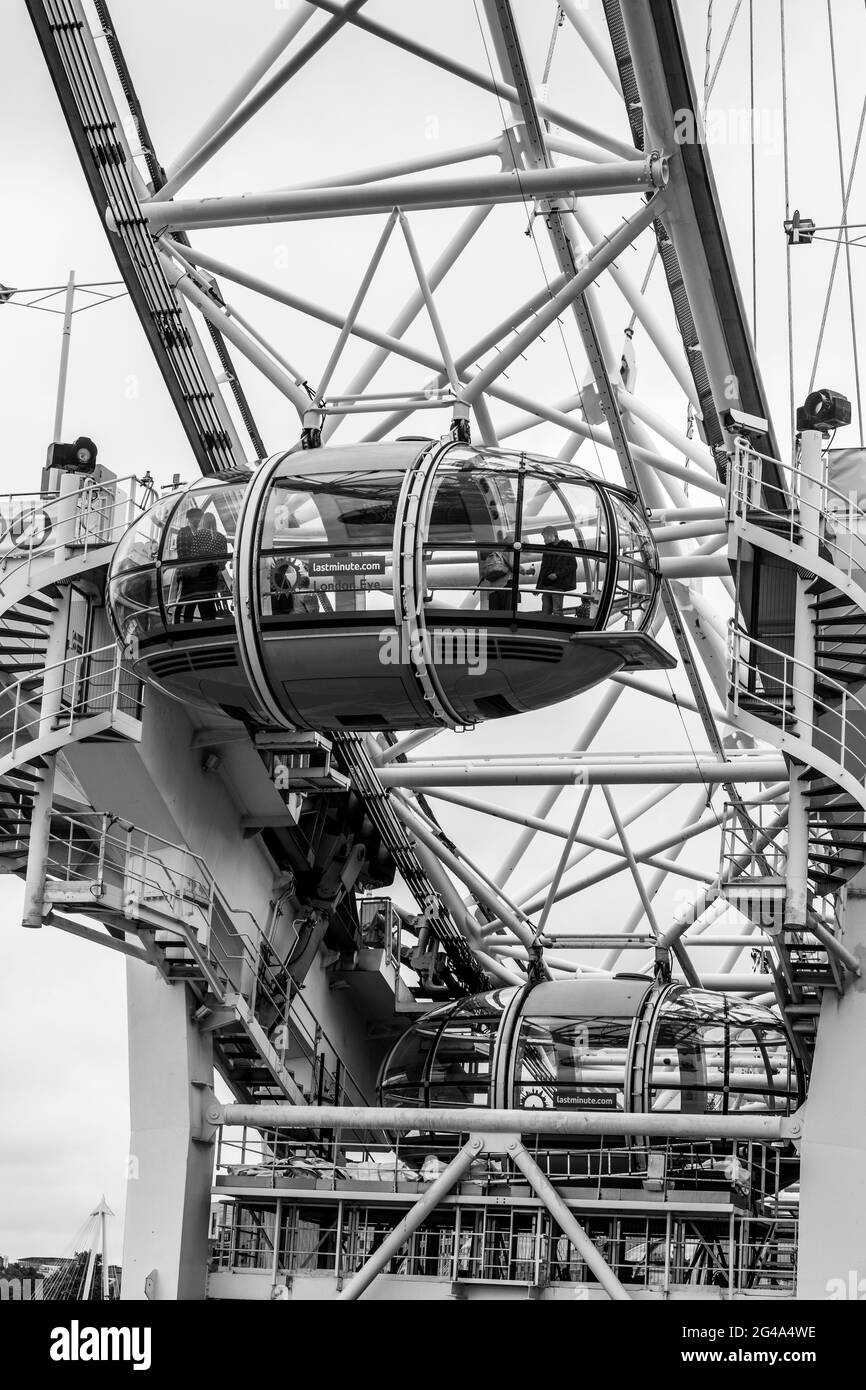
left=111, top=493, right=178, bottom=575
left=519, top=478, right=608, bottom=621
left=262, top=471, right=402, bottom=549
left=379, top=1013, right=450, bottom=1107
left=422, top=542, right=517, bottom=611
left=429, top=1007, right=498, bottom=1107
left=608, top=493, right=658, bottom=631
left=650, top=990, right=798, bottom=1116
left=108, top=567, right=162, bottom=645
left=163, top=490, right=237, bottom=626
left=426, top=467, right=520, bottom=546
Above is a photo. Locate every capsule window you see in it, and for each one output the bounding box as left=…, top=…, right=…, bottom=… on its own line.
left=428, top=1012, right=497, bottom=1108
left=607, top=494, right=658, bottom=631
left=514, top=1016, right=631, bottom=1110
left=258, top=471, right=402, bottom=620
left=649, top=992, right=799, bottom=1116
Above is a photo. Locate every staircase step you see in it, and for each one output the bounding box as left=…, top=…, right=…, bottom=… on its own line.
left=14, top=594, right=59, bottom=613
left=815, top=666, right=866, bottom=682
left=809, top=593, right=852, bottom=609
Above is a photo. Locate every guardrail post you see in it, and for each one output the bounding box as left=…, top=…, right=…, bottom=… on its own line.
left=22, top=588, right=71, bottom=927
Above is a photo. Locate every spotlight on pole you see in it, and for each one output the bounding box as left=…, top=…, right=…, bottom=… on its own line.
left=46, top=435, right=98, bottom=474
left=796, top=389, right=851, bottom=434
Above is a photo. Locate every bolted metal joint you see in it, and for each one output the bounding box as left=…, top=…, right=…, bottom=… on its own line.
left=648, top=151, right=670, bottom=189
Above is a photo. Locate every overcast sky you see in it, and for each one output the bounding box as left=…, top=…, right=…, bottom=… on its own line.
left=1, top=0, right=864, bottom=1263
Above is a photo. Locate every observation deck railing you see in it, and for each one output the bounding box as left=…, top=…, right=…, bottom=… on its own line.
left=729, top=439, right=866, bottom=596
left=0, top=643, right=142, bottom=767
left=43, top=810, right=368, bottom=1108
left=214, top=1129, right=792, bottom=1207
left=0, top=475, right=156, bottom=597
left=728, top=623, right=866, bottom=805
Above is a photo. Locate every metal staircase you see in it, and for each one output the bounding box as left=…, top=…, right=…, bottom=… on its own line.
left=726, top=439, right=866, bottom=1056
left=41, top=811, right=369, bottom=1109
left=0, top=477, right=151, bottom=873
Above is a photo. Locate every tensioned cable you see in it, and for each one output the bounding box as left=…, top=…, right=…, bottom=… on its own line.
left=780, top=0, right=796, bottom=447
left=704, top=0, right=744, bottom=104
left=540, top=4, right=564, bottom=99
left=808, top=55, right=866, bottom=404
left=826, top=0, right=864, bottom=444
left=703, top=0, right=714, bottom=111
left=749, top=0, right=757, bottom=349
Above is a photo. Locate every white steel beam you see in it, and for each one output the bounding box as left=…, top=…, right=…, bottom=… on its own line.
left=463, top=197, right=662, bottom=404
left=305, top=0, right=639, bottom=158
left=159, top=0, right=370, bottom=199
left=557, top=0, right=621, bottom=91
left=212, top=1101, right=804, bottom=1144
left=315, top=210, right=398, bottom=399
left=376, top=757, right=786, bottom=787
left=279, top=139, right=503, bottom=191
left=161, top=254, right=311, bottom=416
left=140, top=161, right=658, bottom=232
left=164, top=2, right=319, bottom=186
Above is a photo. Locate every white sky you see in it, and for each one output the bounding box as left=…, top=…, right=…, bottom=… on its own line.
left=1, top=0, right=864, bottom=1261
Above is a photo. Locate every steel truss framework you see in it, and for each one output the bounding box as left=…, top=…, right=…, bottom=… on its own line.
left=19, top=0, right=866, bottom=1298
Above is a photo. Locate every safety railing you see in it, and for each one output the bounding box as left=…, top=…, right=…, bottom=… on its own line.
left=42, top=808, right=368, bottom=1108
left=214, top=1129, right=790, bottom=1203
left=0, top=475, right=156, bottom=595
left=729, top=438, right=866, bottom=595
left=728, top=622, right=866, bottom=797
left=210, top=1191, right=798, bottom=1293
left=719, top=798, right=788, bottom=882
left=0, top=643, right=142, bottom=766
left=357, top=895, right=402, bottom=972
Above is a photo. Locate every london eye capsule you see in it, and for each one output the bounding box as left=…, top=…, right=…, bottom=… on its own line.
left=106, top=441, right=673, bottom=730
left=378, top=977, right=804, bottom=1187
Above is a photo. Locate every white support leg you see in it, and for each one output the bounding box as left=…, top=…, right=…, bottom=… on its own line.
left=120, top=964, right=215, bottom=1301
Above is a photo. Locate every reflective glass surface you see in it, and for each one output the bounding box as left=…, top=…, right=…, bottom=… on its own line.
left=649, top=989, right=799, bottom=1115
left=514, top=1016, right=632, bottom=1111
left=161, top=485, right=242, bottom=626
left=258, top=470, right=403, bottom=617
left=379, top=990, right=512, bottom=1107
left=423, top=452, right=615, bottom=625
left=107, top=479, right=248, bottom=644
left=607, top=493, right=658, bottom=631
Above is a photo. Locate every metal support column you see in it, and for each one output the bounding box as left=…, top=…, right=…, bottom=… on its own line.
left=336, top=1137, right=481, bottom=1300
left=506, top=1140, right=630, bottom=1300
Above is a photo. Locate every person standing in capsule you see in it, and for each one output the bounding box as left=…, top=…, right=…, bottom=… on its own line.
left=536, top=525, right=577, bottom=616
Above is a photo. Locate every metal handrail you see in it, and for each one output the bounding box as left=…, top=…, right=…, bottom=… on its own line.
left=0, top=475, right=155, bottom=594
left=719, top=800, right=788, bottom=883
left=728, top=621, right=866, bottom=796
left=0, top=642, right=141, bottom=765
left=213, top=1129, right=786, bottom=1201
left=730, top=440, right=866, bottom=594
left=42, top=806, right=368, bottom=1108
